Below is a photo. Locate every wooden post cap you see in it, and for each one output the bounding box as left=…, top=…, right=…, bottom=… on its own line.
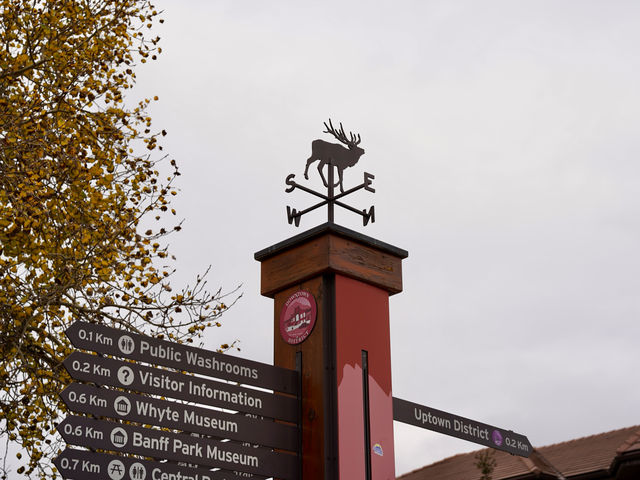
left=255, top=223, right=408, bottom=298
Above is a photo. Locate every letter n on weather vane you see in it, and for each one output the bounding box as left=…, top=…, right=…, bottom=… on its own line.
left=285, top=119, right=375, bottom=227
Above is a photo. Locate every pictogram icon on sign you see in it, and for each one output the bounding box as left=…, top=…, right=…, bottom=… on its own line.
left=114, top=396, right=131, bottom=416
left=117, top=366, right=133, bottom=386
left=118, top=335, right=135, bottom=355
left=107, top=459, right=126, bottom=480
left=129, top=462, right=147, bottom=480
left=110, top=427, right=128, bottom=448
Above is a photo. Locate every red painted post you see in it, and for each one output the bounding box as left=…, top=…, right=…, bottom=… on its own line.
left=255, top=223, right=407, bottom=480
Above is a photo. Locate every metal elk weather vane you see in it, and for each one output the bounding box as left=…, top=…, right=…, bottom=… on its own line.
left=285, top=119, right=375, bottom=227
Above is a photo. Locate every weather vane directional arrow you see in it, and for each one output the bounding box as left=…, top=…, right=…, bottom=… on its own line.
left=285, top=119, right=376, bottom=227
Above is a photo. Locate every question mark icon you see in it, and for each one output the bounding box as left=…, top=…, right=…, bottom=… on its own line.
left=117, top=366, right=134, bottom=386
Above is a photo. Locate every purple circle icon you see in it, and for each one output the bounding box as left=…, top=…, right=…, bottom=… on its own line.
left=492, top=430, right=503, bottom=446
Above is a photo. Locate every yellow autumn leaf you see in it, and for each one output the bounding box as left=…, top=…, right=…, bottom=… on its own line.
left=1, top=3, right=233, bottom=477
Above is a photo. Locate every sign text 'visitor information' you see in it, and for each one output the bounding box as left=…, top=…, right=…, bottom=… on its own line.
left=393, top=397, right=532, bottom=457
left=64, top=320, right=298, bottom=394
left=63, top=351, right=298, bottom=422
left=57, top=321, right=301, bottom=480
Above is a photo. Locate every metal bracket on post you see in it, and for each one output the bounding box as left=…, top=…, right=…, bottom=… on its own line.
left=295, top=351, right=303, bottom=480
left=362, top=350, right=372, bottom=480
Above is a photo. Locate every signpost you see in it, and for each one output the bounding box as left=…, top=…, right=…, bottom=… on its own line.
left=63, top=351, right=298, bottom=422
left=393, top=397, right=532, bottom=457
left=57, top=321, right=301, bottom=480
left=65, top=321, right=298, bottom=394
left=61, top=382, right=298, bottom=451
left=58, top=415, right=299, bottom=479
left=54, top=142, right=534, bottom=480
left=54, top=448, right=268, bottom=480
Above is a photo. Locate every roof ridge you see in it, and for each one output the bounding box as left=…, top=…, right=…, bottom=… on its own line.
left=538, top=425, right=640, bottom=451
left=616, top=427, right=640, bottom=454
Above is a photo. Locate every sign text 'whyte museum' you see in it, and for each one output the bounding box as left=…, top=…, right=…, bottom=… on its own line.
left=56, top=321, right=300, bottom=480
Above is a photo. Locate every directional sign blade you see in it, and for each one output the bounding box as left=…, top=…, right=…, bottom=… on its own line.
left=393, top=397, right=532, bottom=457
left=57, top=415, right=299, bottom=480
left=63, top=351, right=298, bottom=422
left=65, top=321, right=298, bottom=394
left=54, top=447, right=269, bottom=480
left=60, top=382, right=298, bottom=451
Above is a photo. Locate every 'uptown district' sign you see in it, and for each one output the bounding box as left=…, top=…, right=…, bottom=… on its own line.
left=393, top=397, right=532, bottom=457
left=57, top=321, right=301, bottom=480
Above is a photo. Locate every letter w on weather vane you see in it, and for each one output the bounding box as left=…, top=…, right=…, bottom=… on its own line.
left=285, top=119, right=375, bottom=227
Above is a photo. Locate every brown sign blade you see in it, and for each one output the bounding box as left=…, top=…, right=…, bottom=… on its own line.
left=60, top=382, right=299, bottom=451
left=393, top=397, right=532, bottom=457
left=63, top=351, right=298, bottom=422
left=65, top=321, right=298, bottom=394
left=57, top=415, right=299, bottom=480
left=54, top=447, right=269, bottom=480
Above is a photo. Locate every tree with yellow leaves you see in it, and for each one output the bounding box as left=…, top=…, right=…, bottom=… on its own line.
left=0, top=1, right=233, bottom=477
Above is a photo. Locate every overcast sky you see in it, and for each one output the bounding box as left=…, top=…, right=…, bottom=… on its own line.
left=133, top=1, right=640, bottom=475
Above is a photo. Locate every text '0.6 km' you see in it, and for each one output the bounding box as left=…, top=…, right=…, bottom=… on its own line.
left=57, top=415, right=298, bottom=480
left=57, top=321, right=302, bottom=480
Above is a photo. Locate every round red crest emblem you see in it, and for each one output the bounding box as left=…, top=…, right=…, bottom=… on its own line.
left=280, top=290, right=317, bottom=345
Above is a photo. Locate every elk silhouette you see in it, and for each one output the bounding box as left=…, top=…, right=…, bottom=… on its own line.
left=304, top=119, right=364, bottom=193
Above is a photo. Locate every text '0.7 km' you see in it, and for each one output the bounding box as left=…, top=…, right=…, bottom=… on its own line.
left=58, top=321, right=301, bottom=480
left=57, top=415, right=298, bottom=480
left=54, top=448, right=271, bottom=480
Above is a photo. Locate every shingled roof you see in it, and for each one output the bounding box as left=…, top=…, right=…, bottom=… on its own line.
left=398, top=426, right=640, bottom=480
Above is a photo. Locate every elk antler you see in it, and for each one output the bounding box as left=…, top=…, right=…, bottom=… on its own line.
left=324, top=119, right=361, bottom=147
